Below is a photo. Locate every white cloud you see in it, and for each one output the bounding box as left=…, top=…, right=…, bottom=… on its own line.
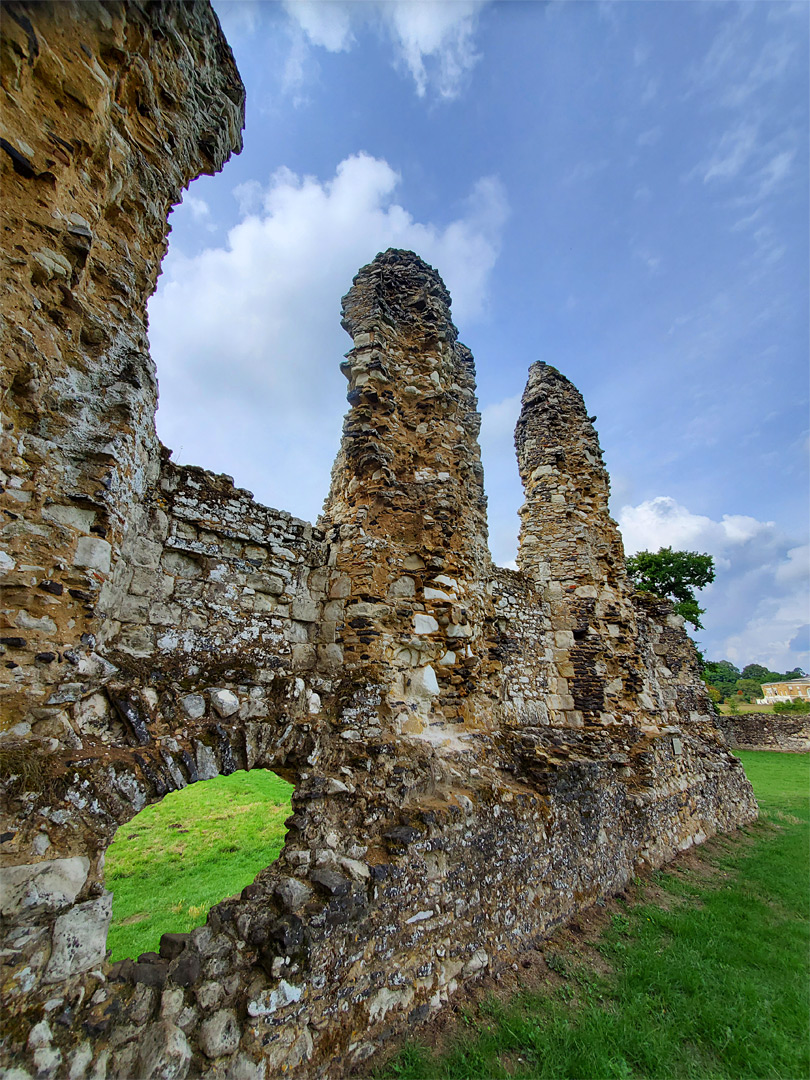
left=631, top=243, right=662, bottom=275
left=753, top=147, right=795, bottom=199
left=687, top=6, right=800, bottom=109
left=148, top=153, right=507, bottom=526
left=281, top=0, right=354, bottom=52
left=280, top=0, right=489, bottom=100
left=182, top=195, right=217, bottom=233
left=562, top=159, right=610, bottom=185
left=702, top=121, right=759, bottom=183
left=640, top=77, right=658, bottom=104
left=382, top=0, right=485, bottom=99
left=618, top=496, right=809, bottom=671
left=184, top=195, right=211, bottom=221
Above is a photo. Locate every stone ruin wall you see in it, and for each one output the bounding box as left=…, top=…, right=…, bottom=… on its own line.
left=715, top=713, right=810, bottom=754
left=0, top=4, right=757, bottom=1079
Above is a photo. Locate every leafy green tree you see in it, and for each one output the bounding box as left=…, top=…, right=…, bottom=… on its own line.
left=741, top=663, right=772, bottom=683
left=736, top=678, right=763, bottom=703
left=705, top=683, right=723, bottom=705
left=741, top=663, right=807, bottom=684
left=704, top=660, right=741, bottom=698
left=625, top=547, right=715, bottom=630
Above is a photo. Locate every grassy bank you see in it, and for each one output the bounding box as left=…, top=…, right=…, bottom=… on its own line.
left=716, top=702, right=775, bottom=715
left=381, top=751, right=809, bottom=1080
left=105, top=768, right=293, bottom=960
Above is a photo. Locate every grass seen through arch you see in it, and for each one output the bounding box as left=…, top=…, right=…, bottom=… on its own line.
left=105, top=768, right=293, bottom=961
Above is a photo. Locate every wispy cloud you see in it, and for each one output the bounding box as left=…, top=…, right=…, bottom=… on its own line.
left=753, top=147, right=795, bottom=199
left=562, top=158, right=610, bottom=185
left=702, top=120, right=759, bottom=182
left=687, top=6, right=799, bottom=108
left=640, top=77, right=659, bottom=104
left=181, top=194, right=217, bottom=233
left=279, top=0, right=490, bottom=100
left=631, top=242, right=662, bottom=275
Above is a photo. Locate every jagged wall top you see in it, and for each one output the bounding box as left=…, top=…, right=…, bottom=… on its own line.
left=515, top=360, right=627, bottom=590
left=341, top=248, right=458, bottom=344
left=0, top=0, right=246, bottom=729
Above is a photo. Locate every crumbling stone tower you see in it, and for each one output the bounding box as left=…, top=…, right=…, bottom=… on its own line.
left=0, top=4, right=757, bottom=1078
left=323, top=250, right=492, bottom=745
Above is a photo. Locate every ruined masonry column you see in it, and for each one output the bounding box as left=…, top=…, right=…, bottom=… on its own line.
left=321, top=249, right=492, bottom=741
left=514, top=362, right=650, bottom=724
left=0, top=1, right=245, bottom=728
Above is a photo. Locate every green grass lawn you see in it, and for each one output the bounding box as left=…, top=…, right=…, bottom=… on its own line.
left=717, top=702, right=775, bottom=715
left=105, top=768, right=293, bottom=961
left=104, top=754, right=809, bottom=1079
left=381, top=751, right=810, bottom=1080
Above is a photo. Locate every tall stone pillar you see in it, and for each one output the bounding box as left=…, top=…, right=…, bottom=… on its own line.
left=0, top=1, right=244, bottom=726
left=514, top=362, right=648, bottom=725
left=515, top=362, right=627, bottom=590
left=322, top=249, right=492, bottom=742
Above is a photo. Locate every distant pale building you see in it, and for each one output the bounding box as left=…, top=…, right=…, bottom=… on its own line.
left=758, top=677, right=810, bottom=704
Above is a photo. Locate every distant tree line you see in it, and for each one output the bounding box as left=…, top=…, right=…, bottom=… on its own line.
left=703, top=660, right=809, bottom=713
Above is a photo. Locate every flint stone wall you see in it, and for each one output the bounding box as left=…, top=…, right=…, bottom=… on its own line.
left=1, top=4, right=757, bottom=1079
left=716, top=713, right=810, bottom=753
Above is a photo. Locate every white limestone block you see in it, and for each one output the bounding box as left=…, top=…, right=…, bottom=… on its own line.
left=208, top=689, right=239, bottom=718
left=247, top=980, right=302, bottom=1017
left=388, top=575, right=415, bottom=598
left=1, top=857, right=90, bottom=917
left=408, top=665, right=439, bottom=699
left=73, top=537, right=111, bottom=573
left=44, top=893, right=112, bottom=983
left=413, top=614, right=439, bottom=635
left=424, top=587, right=451, bottom=601
left=42, top=505, right=96, bottom=532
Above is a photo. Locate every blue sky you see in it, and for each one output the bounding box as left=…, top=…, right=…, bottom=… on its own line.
left=148, top=0, right=809, bottom=673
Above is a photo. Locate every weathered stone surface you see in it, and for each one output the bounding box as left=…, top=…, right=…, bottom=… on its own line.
left=44, top=894, right=112, bottom=983
left=247, top=980, right=303, bottom=1017
left=136, top=1022, right=192, bottom=1080
left=0, top=4, right=757, bottom=1079
left=179, top=695, right=206, bottom=721
left=209, top=689, right=240, bottom=719
left=716, top=713, right=810, bottom=753
left=198, top=1009, right=240, bottom=1059
left=1, top=857, right=89, bottom=917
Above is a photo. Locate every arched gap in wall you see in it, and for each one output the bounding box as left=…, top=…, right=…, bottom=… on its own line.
left=104, top=767, right=293, bottom=962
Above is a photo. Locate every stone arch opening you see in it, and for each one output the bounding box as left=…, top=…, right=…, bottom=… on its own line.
left=104, top=767, right=294, bottom=963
